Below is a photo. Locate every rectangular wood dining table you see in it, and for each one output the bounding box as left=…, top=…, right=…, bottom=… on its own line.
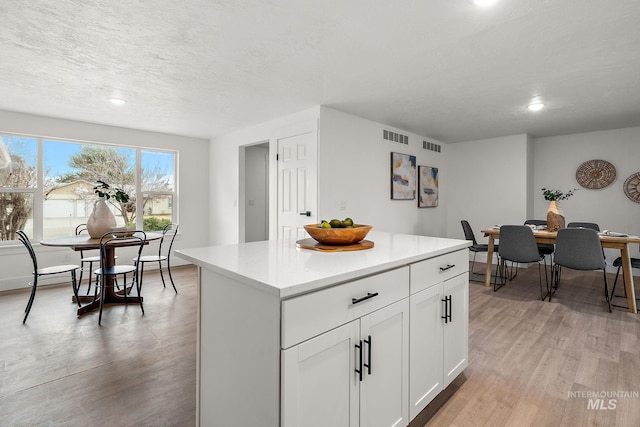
left=481, top=228, right=640, bottom=313
left=40, top=232, right=162, bottom=315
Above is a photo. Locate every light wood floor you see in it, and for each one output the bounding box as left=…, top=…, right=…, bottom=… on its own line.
left=0, top=265, right=198, bottom=427
left=1, top=263, right=638, bottom=426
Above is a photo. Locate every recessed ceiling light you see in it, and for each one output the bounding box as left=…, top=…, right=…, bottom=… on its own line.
left=472, top=0, right=497, bottom=7
left=109, top=98, right=126, bottom=106
left=528, top=102, right=544, bottom=112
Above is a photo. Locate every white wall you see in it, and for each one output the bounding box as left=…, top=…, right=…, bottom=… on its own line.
left=0, top=110, right=210, bottom=292
left=446, top=134, right=530, bottom=245
left=318, top=107, right=447, bottom=236
left=533, top=126, right=640, bottom=262
left=209, top=106, right=321, bottom=245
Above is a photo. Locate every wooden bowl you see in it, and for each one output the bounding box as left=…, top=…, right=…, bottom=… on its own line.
left=304, top=224, right=373, bottom=245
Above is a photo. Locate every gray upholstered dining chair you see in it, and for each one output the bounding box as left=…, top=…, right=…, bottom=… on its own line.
left=460, top=220, right=498, bottom=281
left=494, top=225, right=548, bottom=299
left=550, top=227, right=611, bottom=312
left=524, top=219, right=555, bottom=262
left=567, top=222, right=600, bottom=231
left=17, top=230, right=81, bottom=324
left=135, top=223, right=179, bottom=293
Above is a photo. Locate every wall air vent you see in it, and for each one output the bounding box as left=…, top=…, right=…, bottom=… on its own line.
left=383, top=129, right=408, bottom=145
left=423, top=141, right=441, bottom=153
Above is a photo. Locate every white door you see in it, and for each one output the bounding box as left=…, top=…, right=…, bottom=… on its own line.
left=443, top=274, right=469, bottom=387
left=409, top=284, right=444, bottom=420
left=281, top=320, right=360, bottom=427
left=359, top=299, right=409, bottom=427
left=276, top=119, right=318, bottom=241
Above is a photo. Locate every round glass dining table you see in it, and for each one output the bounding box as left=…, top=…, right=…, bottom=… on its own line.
left=40, top=232, right=162, bottom=315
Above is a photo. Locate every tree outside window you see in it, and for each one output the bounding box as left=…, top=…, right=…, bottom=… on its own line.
left=0, top=135, right=176, bottom=241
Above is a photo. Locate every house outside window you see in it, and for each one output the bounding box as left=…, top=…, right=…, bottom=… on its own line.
left=0, top=134, right=177, bottom=242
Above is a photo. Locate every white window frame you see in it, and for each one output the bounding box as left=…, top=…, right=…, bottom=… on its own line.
left=0, top=133, right=177, bottom=244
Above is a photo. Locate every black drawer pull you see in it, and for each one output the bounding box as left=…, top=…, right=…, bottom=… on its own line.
left=440, top=264, right=455, bottom=272
left=352, top=292, right=379, bottom=305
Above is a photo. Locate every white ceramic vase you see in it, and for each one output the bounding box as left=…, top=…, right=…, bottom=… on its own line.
left=546, top=201, right=565, bottom=232
left=86, top=198, right=117, bottom=238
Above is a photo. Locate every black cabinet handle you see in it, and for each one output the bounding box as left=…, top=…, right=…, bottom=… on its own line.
left=441, top=295, right=452, bottom=323
left=352, top=292, right=379, bottom=305
left=441, top=297, right=449, bottom=324
left=440, top=264, right=455, bottom=272
left=364, top=335, right=372, bottom=375
left=355, top=340, right=363, bottom=381
left=448, top=295, right=453, bottom=323
left=299, top=211, right=311, bottom=216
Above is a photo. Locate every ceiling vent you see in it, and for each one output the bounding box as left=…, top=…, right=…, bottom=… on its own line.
left=383, top=129, right=408, bottom=145
left=423, top=141, right=441, bottom=153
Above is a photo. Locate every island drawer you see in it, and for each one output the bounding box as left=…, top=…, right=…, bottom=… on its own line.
left=410, top=249, right=468, bottom=294
left=281, top=266, right=409, bottom=349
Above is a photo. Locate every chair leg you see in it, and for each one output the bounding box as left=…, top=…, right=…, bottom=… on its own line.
left=538, top=259, right=550, bottom=301
left=139, top=264, right=145, bottom=294
left=603, top=270, right=612, bottom=313
left=136, top=269, right=145, bottom=315
left=78, top=261, right=85, bottom=292
left=610, top=266, right=622, bottom=298
left=122, top=274, right=128, bottom=304
left=98, top=276, right=106, bottom=325
left=470, top=253, right=477, bottom=275
left=166, top=260, right=178, bottom=294
left=84, top=260, right=95, bottom=294
left=549, top=265, right=558, bottom=302
left=493, top=257, right=506, bottom=292
left=158, top=261, right=166, bottom=288
left=71, top=270, right=81, bottom=307
left=23, top=278, right=38, bottom=324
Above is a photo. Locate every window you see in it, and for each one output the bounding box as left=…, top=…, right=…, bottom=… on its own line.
left=0, top=134, right=177, bottom=242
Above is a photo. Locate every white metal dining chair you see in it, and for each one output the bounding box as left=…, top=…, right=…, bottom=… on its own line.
left=17, top=230, right=80, bottom=324
left=75, top=223, right=101, bottom=294
left=135, top=223, right=179, bottom=294
left=93, top=230, right=146, bottom=325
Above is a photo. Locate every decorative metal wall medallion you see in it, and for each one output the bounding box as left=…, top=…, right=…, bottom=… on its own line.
left=623, top=172, right=640, bottom=203
left=575, top=159, right=616, bottom=189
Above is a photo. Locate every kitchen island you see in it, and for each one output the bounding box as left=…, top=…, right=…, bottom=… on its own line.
left=176, top=231, right=471, bottom=427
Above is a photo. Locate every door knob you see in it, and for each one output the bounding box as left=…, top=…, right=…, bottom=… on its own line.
left=299, top=211, right=311, bottom=216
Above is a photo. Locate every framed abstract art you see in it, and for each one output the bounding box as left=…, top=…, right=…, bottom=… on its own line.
left=418, top=165, right=438, bottom=207
left=390, top=152, right=416, bottom=200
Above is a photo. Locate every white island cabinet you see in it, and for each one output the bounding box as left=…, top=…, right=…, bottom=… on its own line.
left=175, top=231, right=470, bottom=427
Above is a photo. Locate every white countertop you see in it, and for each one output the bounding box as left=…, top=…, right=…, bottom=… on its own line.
left=175, top=231, right=470, bottom=299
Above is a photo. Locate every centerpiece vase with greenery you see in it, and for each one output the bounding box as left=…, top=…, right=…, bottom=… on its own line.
left=542, top=188, right=576, bottom=232
left=86, top=180, right=130, bottom=238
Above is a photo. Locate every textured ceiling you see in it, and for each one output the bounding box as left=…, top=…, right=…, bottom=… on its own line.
left=1, top=0, right=639, bottom=143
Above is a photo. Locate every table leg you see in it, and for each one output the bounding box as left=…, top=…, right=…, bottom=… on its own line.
left=620, top=244, right=637, bottom=313
left=485, top=236, right=495, bottom=287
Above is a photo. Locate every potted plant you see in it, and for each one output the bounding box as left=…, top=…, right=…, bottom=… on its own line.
left=93, top=180, right=130, bottom=203
left=541, top=187, right=577, bottom=231
left=86, top=181, right=130, bottom=238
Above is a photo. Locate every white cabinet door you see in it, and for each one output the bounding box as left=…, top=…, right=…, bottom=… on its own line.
left=282, top=320, right=360, bottom=427
left=408, top=284, right=444, bottom=420
left=443, top=274, right=469, bottom=387
left=360, top=299, right=409, bottom=427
